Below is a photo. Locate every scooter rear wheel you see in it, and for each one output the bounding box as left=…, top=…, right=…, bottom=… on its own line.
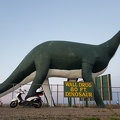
left=34, top=101, right=42, bottom=108
left=10, top=101, right=18, bottom=108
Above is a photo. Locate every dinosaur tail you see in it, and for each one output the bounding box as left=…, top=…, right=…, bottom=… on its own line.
left=0, top=52, right=36, bottom=95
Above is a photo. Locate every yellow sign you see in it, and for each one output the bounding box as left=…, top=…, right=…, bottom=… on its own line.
left=64, top=82, right=94, bottom=98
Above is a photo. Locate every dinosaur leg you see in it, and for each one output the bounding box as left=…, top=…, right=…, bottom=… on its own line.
left=26, top=58, right=50, bottom=98
left=42, top=79, right=55, bottom=106
left=82, top=62, right=105, bottom=107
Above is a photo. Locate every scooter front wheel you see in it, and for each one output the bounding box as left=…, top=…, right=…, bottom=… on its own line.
left=10, top=101, right=18, bottom=108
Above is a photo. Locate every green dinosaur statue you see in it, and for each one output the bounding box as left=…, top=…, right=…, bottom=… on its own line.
left=0, top=31, right=120, bottom=107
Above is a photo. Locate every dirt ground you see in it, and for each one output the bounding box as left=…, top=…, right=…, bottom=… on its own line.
left=0, top=106, right=120, bottom=120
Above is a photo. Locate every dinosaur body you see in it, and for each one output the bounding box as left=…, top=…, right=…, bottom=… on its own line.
left=0, top=31, right=120, bottom=107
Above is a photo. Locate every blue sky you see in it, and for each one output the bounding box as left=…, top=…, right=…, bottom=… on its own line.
left=0, top=0, right=120, bottom=87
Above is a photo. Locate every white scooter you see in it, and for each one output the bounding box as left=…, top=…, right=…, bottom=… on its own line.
left=10, top=87, right=44, bottom=108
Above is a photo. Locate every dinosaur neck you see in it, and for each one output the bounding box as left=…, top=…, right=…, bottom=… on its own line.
left=99, top=31, right=120, bottom=59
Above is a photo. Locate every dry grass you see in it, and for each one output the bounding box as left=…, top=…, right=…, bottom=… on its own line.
left=0, top=105, right=120, bottom=120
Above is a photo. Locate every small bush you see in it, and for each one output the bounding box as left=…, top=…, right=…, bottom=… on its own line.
left=110, top=117, right=120, bottom=120
left=82, top=118, right=100, bottom=120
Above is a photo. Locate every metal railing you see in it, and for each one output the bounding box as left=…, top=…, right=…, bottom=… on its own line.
left=0, top=83, right=120, bottom=107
